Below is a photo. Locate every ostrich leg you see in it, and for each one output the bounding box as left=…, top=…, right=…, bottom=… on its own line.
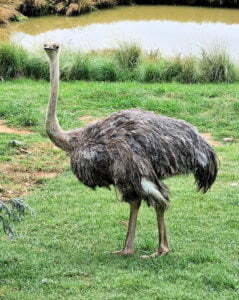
left=113, top=201, right=140, bottom=255
left=141, top=206, right=170, bottom=258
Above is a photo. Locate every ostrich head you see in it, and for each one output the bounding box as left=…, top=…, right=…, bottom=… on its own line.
left=44, top=42, right=60, bottom=60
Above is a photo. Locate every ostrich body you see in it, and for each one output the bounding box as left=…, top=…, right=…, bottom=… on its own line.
left=44, top=43, right=218, bottom=258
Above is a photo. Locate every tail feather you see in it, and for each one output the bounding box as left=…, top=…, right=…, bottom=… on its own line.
left=194, top=145, right=218, bottom=193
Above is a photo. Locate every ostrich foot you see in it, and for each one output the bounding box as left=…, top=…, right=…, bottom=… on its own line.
left=112, top=249, right=134, bottom=256
left=140, top=248, right=169, bottom=259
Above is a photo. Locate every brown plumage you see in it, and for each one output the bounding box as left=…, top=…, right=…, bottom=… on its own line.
left=44, top=43, right=218, bottom=258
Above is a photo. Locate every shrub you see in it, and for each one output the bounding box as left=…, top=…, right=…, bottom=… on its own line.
left=0, top=44, right=27, bottom=78
left=199, top=48, right=236, bottom=83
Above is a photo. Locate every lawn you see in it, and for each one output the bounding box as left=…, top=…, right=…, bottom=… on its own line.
left=0, top=79, right=238, bottom=299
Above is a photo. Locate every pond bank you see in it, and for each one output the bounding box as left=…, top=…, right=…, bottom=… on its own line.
left=0, top=43, right=237, bottom=83
left=1, top=0, right=239, bottom=25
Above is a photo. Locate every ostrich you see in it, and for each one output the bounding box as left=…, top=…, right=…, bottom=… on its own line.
left=44, top=43, right=218, bottom=258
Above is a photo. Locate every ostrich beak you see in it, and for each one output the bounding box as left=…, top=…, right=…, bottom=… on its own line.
left=44, top=43, right=60, bottom=52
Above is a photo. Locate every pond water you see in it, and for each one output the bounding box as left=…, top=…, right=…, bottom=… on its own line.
left=2, top=5, right=239, bottom=60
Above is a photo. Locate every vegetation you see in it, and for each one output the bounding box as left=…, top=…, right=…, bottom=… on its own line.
left=0, top=79, right=238, bottom=298
left=0, top=43, right=238, bottom=83
left=0, top=198, right=31, bottom=237
left=2, top=0, right=239, bottom=25
left=199, top=48, right=237, bottom=83
left=0, top=0, right=24, bottom=25
left=0, top=0, right=117, bottom=24
left=0, top=44, right=27, bottom=78
left=115, top=42, right=142, bottom=70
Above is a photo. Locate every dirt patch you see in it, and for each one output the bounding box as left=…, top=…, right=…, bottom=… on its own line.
left=0, top=120, right=32, bottom=135
left=201, top=133, right=221, bottom=147
left=79, top=115, right=104, bottom=125
left=0, top=163, right=58, bottom=199
left=0, top=141, right=68, bottom=200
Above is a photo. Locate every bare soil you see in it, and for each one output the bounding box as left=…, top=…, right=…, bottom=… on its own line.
left=79, top=115, right=103, bottom=124
left=201, top=133, right=221, bottom=147
left=0, top=141, right=67, bottom=200
left=0, top=120, right=32, bottom=135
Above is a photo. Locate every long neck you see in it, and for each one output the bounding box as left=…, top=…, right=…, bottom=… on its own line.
left=46, top=54, right=72, bottom=152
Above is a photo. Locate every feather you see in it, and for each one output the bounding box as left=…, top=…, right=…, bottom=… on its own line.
left=69, top=109, right=218, bottom=205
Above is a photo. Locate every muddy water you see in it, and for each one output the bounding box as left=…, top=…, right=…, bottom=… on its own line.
left=2, top=5, right=239, bottom=59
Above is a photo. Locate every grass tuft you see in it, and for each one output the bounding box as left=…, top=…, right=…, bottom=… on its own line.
left=68, top=53, right=91, bottom=80
left=199, top=48, right=237, bottom=83
left=23, top=55, right=49, bottom=80
left=175, top=56, right=198, bottom=83
left=0, top=43, right=27, bottom=78
left=143, top=61, right=165, bottom=82
left=115, top=42, right=142, bottom=70
left=90, top=57, right=118, bottom=81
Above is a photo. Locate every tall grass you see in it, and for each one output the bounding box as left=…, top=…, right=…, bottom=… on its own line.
left=0, top=44, right=27, bottom=78
left=0, top=43, right=238, bottom=83
left=115, top=42, right=142, bottom=70
left=90, top=56, right=118, bottom=81
left=67, top=53, right=91, bottom=80
left=23, top=55, right=49, bottom=80
left=199, top=48, right=237, bottom=83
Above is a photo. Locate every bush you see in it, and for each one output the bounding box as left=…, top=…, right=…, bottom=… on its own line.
left=0, top=44, right=27, bottom=78
left=199, top=48, right=236, bottom=83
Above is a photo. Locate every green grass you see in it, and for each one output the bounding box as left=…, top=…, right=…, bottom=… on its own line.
left=0, top=43, right=27, bottom=79
left=1, top=43, right=238, bottom=84
left=0, top=79, right=238, bottom=299
left=199, top=48, right=237, bottom=83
